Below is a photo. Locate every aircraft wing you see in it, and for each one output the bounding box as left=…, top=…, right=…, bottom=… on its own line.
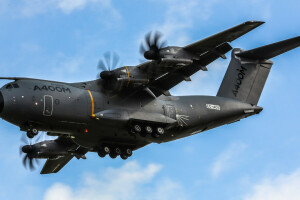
left=40, top=136, right=88, bottom=174
left=146, top=43, right=232, bottom=96
left=183, top=21, right=264, bottom=55
left=139, top=21, right=264, bottom=96
left=40, top=155, right=74, bottom=174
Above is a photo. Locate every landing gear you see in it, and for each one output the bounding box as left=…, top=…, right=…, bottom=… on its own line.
left=98, top=145, right=133, bottom=160
left=120, top=154, right=128, bottom=160
left=129, top=123, right=165, bottom=138
left=156, top=127, right=164, bottom=135
left=133, top=124, right=142, bottom=133
left=97, top=146, right=110, bottom=158
left=120, top=148, right=132, bottom=160
left=145, top=126, right=153, bottom=134
left=26, top=128, right=39, bottom=139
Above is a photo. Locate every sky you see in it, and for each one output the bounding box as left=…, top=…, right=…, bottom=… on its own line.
left=0, top=0, right=300, bottom=200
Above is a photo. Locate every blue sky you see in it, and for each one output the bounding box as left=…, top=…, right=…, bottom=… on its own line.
left=0, top=0, right=300, bottom=199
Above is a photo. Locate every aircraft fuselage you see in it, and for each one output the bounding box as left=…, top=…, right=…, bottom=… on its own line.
left=0, top=79, right=262, bottom=150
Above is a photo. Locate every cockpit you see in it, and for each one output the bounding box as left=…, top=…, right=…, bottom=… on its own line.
left=4, top=83, right=19, bottom=89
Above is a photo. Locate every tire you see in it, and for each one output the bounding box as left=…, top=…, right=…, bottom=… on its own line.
left=156, top=127, right=164, bottom=135
left=124, top=148, right=132, bottom=157
left=120, top=154, right=128, bottom=160
left=31, top=128, right=38, bottom=136
left=133, top=124, right=142, bottom=133
left=103, top=146, right=110, bottom=154
left=145, top=126, right=153, bottom=134
left=26, top=131, right=34, bottom=139
left=113, top=147, right=121, bottom=155
left=98, top=151, right=106, bottom=158
left=109, top=153, right=117, bottom=159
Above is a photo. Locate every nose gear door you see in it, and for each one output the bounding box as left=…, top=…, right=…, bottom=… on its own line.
left=163, top=105, right=176, bottom=120
left=43, top=95, right=53, bottom=116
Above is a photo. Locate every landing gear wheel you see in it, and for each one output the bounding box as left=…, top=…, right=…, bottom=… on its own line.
left=109, top=153, right=117, bottom=159
left=98, top=146, right=110, bottom=158
left=133, top=124, right=142, bottom=133
left=124, top=148, right=132, bottom=157
left=156, top=127, right=164, bottom=135
left=98, top=151, right=106, bottom=158
left=31, top=128, right=38, bottom=136
left=26, top=128, right=39, bottom=138
left=112, top=147, right=121, bottom=155
left=145, top=126, right=153, bottom=134
left=103, top=146, right=110, bottom=154
left=120, top=154, right=128, bottom=160
left=26, top=131, right=34, bottom=139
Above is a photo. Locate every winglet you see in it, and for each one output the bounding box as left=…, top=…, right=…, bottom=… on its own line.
left=236, top=36, right=300, bottom=60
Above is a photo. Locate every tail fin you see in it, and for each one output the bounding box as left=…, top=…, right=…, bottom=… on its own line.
left=217, top=36, right=300, bottom=105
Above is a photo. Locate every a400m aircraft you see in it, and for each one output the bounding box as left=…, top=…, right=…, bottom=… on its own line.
left=0, top=21, right=299, bottom=174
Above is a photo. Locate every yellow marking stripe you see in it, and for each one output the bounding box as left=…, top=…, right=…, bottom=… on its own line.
left=87, top=90, right=95, bottom=117
left=53, top=164, right=61, bottom=173
left=125, top=66, right=130, bottom=87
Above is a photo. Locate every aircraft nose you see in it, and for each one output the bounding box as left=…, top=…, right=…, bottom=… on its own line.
left=0, top=91, right=3, bottom=114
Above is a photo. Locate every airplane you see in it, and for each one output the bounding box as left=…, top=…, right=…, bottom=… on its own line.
left=0, top=21, right=299, bottom=174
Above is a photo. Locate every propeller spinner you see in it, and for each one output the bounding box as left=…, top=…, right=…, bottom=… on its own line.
left=139, top=31, right=167, bottom=61
left=19, top=134, right=43, bottom=170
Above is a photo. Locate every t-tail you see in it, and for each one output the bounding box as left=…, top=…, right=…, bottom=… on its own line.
left=217, top=36, right=300, bottom=105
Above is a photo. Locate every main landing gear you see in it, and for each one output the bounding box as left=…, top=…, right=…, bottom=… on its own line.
left=97, top=145, right=133, bottom=160
left=131, top=123, right=165, bottom=138
left=26, top=128, right=39, bottom=139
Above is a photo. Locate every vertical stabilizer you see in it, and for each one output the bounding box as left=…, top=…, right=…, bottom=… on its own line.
left=217, top=36, right=300, bottom=105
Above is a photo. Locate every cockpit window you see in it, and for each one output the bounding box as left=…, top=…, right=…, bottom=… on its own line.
left=5, top=84, right=13, bottom=89
left=12, top=83, right=19, bottom=88
left=5, top=83, right=19, bottom=89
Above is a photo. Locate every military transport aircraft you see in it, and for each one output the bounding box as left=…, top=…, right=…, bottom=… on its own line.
left=0, top=21, right=299, bottom=174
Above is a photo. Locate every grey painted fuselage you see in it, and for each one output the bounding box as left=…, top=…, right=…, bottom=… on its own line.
left=0, top=79, right=261, bottom=150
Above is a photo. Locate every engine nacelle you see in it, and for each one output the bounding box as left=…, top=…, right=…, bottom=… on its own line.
left=100, top=66, right=149, bottom=93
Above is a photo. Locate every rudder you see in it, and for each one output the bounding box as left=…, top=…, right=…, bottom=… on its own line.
left=217, top=49, right=272, bottom=105
left=217, top=36, right=300, bottom=105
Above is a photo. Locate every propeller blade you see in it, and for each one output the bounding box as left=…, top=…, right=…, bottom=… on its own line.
left=29, top=158, right=34, bottom=170
left=97, top=59, right=107, bottom=71
left=104, top=52, right=112, bottom=71
left=153, top=31, right=162, bottom=47
left=111, top=52, right=120, bottom=70
left=145, top=32, right=151, bottom=48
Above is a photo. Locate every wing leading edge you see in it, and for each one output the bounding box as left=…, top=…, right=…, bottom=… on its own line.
left=183, top=21, right=265, bottom=54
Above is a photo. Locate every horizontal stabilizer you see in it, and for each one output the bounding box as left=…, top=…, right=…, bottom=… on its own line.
left=237, top=36, right=300, bottom=60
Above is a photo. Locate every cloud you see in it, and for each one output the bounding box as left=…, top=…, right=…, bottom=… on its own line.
left=2, top=0, right=121, bottom=19
left=43, top=161, right=187, bottom=200
left=243, top=168, right=300, bottom=200
left=57, top=0, right=96, bottom=14
left=150, top=0, right=221, bottom=46
left=211, top=142, right=246, bottom=178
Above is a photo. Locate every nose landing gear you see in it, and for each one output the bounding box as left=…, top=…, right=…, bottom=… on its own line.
left=26, top=128, right=39, bottom=139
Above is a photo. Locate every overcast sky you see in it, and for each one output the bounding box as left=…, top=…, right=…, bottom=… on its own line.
left=1, top=0, right=300, bottom=200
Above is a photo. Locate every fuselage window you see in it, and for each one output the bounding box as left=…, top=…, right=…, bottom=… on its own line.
left=12, top=83, right=19, bottom=88
left=5, top=84, right=13, bottom=89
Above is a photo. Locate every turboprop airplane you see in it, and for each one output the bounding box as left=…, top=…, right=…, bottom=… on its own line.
left=0, top=21, right=299, bottom=174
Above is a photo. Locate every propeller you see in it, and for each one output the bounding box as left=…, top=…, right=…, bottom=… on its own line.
left=97, top=52, right=121, bottom=80
left=140, top=31, right=167, bottom=61
left=19, top=134, right=43, bottom=171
